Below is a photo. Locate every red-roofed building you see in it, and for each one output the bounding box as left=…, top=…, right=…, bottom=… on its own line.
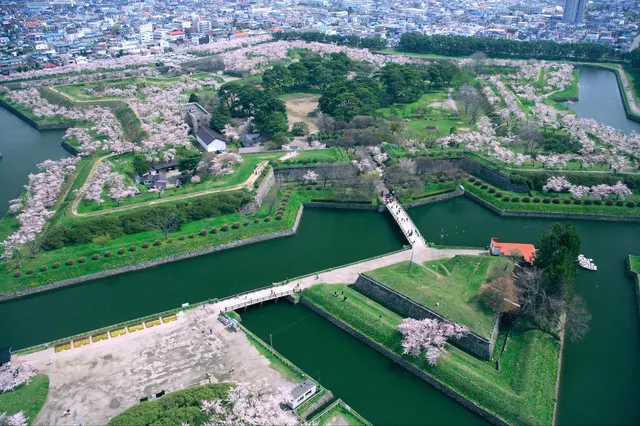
left=490, top=238, right=536, bottom=264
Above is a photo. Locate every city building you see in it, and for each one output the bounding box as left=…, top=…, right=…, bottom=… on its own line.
left=563, top=0, right=587, bottom=25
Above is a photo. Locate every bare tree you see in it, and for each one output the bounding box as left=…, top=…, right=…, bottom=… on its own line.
left=315, top=165, right=335, bottom=187
left=564, top=295, right=592, bottom=342
left=146, top=209, right=182, bottom=240
left=480, top=276, right=519, bottom=313
left=517, top=121, right=544, bottom=155
left=514, top=266, right=565, bottom=330
left=471, top=51, right=488, bottom=74
left=458, top=85, right=482, bottom=121
left=317, top=112, right=336, bottom=133
left=398, top=158, right=417, bottom=176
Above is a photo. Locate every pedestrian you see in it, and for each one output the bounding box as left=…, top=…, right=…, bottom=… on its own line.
left=315, top=274, right=319, bottom=280
left=343, top=295, right=347, bottom=301
left=63, top=409, right=71, bottom=417
left=46, top=359, right=52, bottom=366
left=341, top=290, right=344, bottom=295
left=378, top=314, right=382, bottom=321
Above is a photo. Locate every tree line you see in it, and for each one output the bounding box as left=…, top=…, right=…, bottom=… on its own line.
left=398, top=33, right=627, bottom=62
left=272, top=31, right=387, bottom=51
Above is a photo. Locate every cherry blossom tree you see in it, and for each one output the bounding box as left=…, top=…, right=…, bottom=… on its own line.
left=0, top=360, right=36, bottom=392
left=201, top=380, right=298, bottom=426
left=0, top=412, right=28, bottom=426
left=397, top=318, right=468, bottom=366
left=302, top=170, right=319, bottom=182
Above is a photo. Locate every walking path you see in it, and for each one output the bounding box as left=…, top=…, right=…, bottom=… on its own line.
left=447, top=88, right=458, bottom=112
left=71, top=160, right=269, bottom=217
left=384, top=197, right=427, bottom=248
left=617, top=64, right=640, bottom=116
left=213, top=246, right=485, bottom=314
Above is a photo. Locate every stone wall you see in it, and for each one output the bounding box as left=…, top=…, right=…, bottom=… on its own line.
left=0, top=205, right=306, bottom=302
left=0, top=98, right=73, bottom=130
left=240, top=168, right=275, bottom=214
left=402, top=190, right=462, bottom=208
left=296, top=390, right=335, bottom=420
left=464, top=191, right=640, bottom=223
left=299, top=298, right=508, bottom=426
left=303, top=201, right=384, bottom=212
left=274, top=163, right=358, bottom=182
left=354, top=275, right=497, bottom=360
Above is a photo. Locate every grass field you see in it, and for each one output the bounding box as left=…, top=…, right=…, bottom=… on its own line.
left=302, top=284, right=560, bottom=426
left=631, top=256, right=640, bottom=275
left=0, top=375, right=49, bottom=425
left=313, top=401, right=371, bottom=426
left=366, top=256, right=501, bottom=337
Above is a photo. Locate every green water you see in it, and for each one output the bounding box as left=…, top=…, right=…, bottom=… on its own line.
left=0, top=107, right=67, bottom=211
left=0, top=208, right=405, bottom=349
left=242, top=197, right=640, bottom=426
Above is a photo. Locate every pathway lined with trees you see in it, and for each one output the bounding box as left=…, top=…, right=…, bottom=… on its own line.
left=70, top=160, right=268, bottom=218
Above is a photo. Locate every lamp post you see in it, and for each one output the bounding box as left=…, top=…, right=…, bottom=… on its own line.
left=407, top=249, right=414, bottom=274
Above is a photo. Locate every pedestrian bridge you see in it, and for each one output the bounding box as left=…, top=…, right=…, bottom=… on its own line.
left=384, top=198, right=427, bottom=248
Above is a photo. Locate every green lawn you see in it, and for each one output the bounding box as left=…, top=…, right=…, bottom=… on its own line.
left=366, top=256, right=501, bottom=337
left=630, top=256, right=640, bottom=275
left=623, top=64, right=640, bottom=107
left=244, top=331, right=306, bottom=383
left=0, top=375, right=49, bottom=425
left=313, top=401, right=371, bottom=426
left=302, top=284, right=560, bottom=426
left=108, top=382, right=232, bottom=426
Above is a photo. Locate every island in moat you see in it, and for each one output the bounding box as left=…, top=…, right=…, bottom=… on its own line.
left=1, top=32, right=640, bottom=426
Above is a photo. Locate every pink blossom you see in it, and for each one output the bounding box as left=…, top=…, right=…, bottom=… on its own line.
left=397, top=318, right=468, bottom=366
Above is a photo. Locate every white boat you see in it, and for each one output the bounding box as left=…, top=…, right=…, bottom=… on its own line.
left=577, top=254, right=597, bottom=271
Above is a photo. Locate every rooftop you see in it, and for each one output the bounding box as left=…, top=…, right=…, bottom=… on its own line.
left=490, top=238, right=536, bottom=264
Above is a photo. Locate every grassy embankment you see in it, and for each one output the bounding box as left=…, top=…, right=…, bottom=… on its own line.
left=630, top=256, right=640, bottom=275
left=464, top=177, right=640, bottom=218
left=302, top=284, right=559, bottom=426
left=366, top=256, right=501, bottom=338
left=311, top=400, right=371, bottom=426
left=107, top=383, right=232, bottom=426
left=0, top=375, right=49, bottom=425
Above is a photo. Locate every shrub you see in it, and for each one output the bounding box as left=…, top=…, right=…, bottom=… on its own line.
left=178, top=235, right=185, bottom=240
left=189, top=233, right=196, bottom=239
left=502, top=196, right=511, bottom=202
left=439, top=177, right=447, bottom=183
left=552, top=198, right=560, bottom=204
left=210, top=227, right=218, bottom=234
left=264, top=217, right=271, bottom=223
left=605, top=200, right=614, bottom=206
left=14, top=271, right=22, bottom=277
left=66, top=259, right=75, bottom=266
left=142, top=242, right=150, bottom=248
left=104, top=251, right=112, bottom=257
left=473, top=180, right=482, bottom=186
left=511, top=196, right=520, bottom=202
left=199, top=229, right=207, bottom=236
left=232, top=222, right=240, bottom=229
left=221, top=224, right=229, bottom=231
left=40, top=265, right=48, bottom=272
left=129, top=246, right=137, bottom=252
left=26, top=269, right=34, bottom=275
left=481, top=184, right=489, bottom=189
left=118, top=248, right=126, bottom=254
left=243, top=221, right=250, bottom=226
left=254, top=218, right=260, bottom=224
left=543, top=198, right=551, bottom=204
left=574, top=199, right=582, bottom=205
left=533, top=197, right=541, bottom=203
left=495, top=192, right=503, bottom=198
left=522, top=197, right=530, bottom=203
left=276, top=214, right=283, bottom=220
left=616, top=200, right=624, bottom=207
left=167, top=238, right=173, bottom=243
left=626, top=201, right=635, bottom=207
left=53, top=262, right=61, bottom=269
left=583, top=200, right=592, bottom=205
left=468, top=177, right=476, bottom=182
left=488, top=187, right=496, bottom=193
left=78, top=257, right=87, bottom=263
left=306, top=185, right=313, bottom=190
left=90, top=254, right=99, bottom=260
left=563, top=199, right=571, bottom=204
left=154, top=240, right=162, bottom=246
left=594, top=199, right=602, bottom=205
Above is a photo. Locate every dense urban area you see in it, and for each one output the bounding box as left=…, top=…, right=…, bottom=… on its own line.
left=0, top=1, right=639, bottom=426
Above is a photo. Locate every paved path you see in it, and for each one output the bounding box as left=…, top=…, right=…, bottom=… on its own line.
left=384, top=197, right=427, bottom=248
left=71, top=160, right=269, bottom=217
left=447, top=88, right=458, bottom=112
left=213, top=246, right=486, bottom=314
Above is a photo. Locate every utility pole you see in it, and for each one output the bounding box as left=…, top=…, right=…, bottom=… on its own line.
left=270, top=333, right=273, bottom=348
left=407, top=249, right=414, bottom=274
